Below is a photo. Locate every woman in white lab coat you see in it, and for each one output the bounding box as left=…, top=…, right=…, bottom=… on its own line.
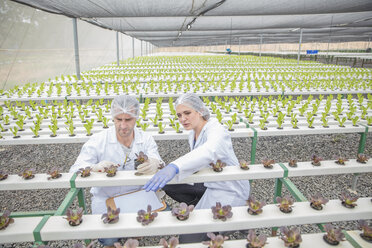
left=144, top=93, right=250, bottom=242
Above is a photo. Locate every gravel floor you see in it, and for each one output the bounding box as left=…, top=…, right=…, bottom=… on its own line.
left=0, top=132, right=371, bottom=247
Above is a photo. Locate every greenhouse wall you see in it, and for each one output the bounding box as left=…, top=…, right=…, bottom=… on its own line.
left=0, top=0, right=143, bottom=90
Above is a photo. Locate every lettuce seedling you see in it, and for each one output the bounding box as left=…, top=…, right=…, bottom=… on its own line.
left=211, top=202, right=233, bottom=221
left=0, top=210, right=14, bottom=230
left=335, top=157, right=348, bottom=165
left=276, top=195, right=294, bottom=213
left=19, top=168, right=36, bottom=180
left=262, top=159, right=275, bottom=169
left=202, top=232, right=228, bottom=248
left=279, top=226, right=302, bottom=247
left=288, top=159, right=297, bottom=168
left=171, top=202, right=194, bottom=221
left=247, top=196, right=266, bottom=215
left=309, top=192, right=329, bottom=210
left=104, top=165, right=118, bottom=177
left=65, top=207, right=84, bottom=226
left=101, top=206, right=120, bottom=224
left=77, top=167, right=92, bottom=178
left=136, top=205, right=158, bottom=225
left=210, top=160, right=226, bottom=172
left=159, top=237, right=179, bottom=248
left=358, top=220, right=372, bottom=242
left=311, top=155, right=322, bottom=166
left=10, top=126, right=19, bottom=138
left=339, top=191, right=358, bottom=208
left=246, top=229, right=267, bottom=248
left=239, top=159, right=249, bottom=170
left=224, top=120, right=234, bottom=131
left=134, top=151, right=148, bottom=169
left=290, top=113, right=298, bottom=129
left=158, top=122, right=165, bottom=134
left=323, top=224, right=345, bottom=245
left=356, top=153, right=369, bottom=163
left=47, top=167, right=62, bottom=180
left=0, top=171, right=8, bottom=181
left=83, top=119, right=94, bottom=136
left=337, top=116, right=347, bottom=127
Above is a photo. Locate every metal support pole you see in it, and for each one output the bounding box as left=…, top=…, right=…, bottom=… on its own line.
left=141, top=40, right=143, bottom=56
left=116, top=32, right=120, bottom=66
left=297, top=28, right=303, bottom=65
left=259, top=35, right=263, bottom=57
left=238, top=38, right=241, bottom=56
left=72, top=18, right=81, bottom=80
left=132, top=37, right=135, bottom=58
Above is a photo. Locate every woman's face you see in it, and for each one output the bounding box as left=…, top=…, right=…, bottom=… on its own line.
left=176, top=104, right=204, bottom=130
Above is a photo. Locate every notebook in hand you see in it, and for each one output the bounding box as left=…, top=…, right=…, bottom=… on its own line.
left=106, top=189, right=166, bottom=213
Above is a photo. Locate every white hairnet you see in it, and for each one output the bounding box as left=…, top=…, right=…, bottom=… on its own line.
left=111, top=95, right=139, bottom=118
left=175, top=93, right=210, bottom=120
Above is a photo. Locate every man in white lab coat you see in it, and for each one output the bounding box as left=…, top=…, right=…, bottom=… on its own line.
left=70, top=95, right=162, bottom=248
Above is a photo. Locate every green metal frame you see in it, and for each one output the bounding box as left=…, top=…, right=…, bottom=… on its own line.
left=21, top=173, right=88, bottom=245
left=343, top=231, right=363, bottom=248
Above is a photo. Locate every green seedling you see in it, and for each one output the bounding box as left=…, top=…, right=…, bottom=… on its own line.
left=169, top=117, right=176, bottom=127
left=158, top=122, right=165, bottom=134
left=290, top=113, right=298, bottom=129
left=172, top=122, right=182, bottom=133
left=96, top=108, right=103, bottom=122
left=259, top=119, right=267, bottom=130
left=102, top=117, right=109, bottom=128
left=352, top=116, right=359, bottom=126
left=65, top=122, right=75, bottom=136
left=141, top=108, right=148, bottom=121
left=307, top=117, right=315, bottom=128
left=30, top=123, right=41, bottom=137
left=10, top=127, right=19, bottom=138
left=49, top=123, right=58, bottom=137
left=15, top=117, right=25, bottom=131
left=337, top=116, right=347, bottom=127
left=231, top=113, right=238, bottom=124
left=367, top=116, right=372, bottom=126
left=141, top=123, right=149, bottom=131
left=321, top=114, right=329, bottom=128
left=216, top=109, right=223, bottom=123
left=224, top=120, right=234, bottom=131
left=276, top=112, right=285, bottom=129
left=84, top=119, right=95, bottom=136
left=105, top=100, right=112, bottom=113
left=79, top=112, right=86, bottom=123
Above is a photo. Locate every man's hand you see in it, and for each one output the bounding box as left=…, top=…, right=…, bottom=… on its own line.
left=143, top=163, right=179, bottom=192
left=136, top=158, right=160, bottom=175
left=91, top=161, right=119, bottom=172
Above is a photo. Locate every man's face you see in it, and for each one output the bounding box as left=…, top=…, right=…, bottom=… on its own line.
left=114, top=113, right=136, bottom=139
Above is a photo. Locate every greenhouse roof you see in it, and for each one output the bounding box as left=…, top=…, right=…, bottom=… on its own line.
left=11, top=0, right=372, bottom=47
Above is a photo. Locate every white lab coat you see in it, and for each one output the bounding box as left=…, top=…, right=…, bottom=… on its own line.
left=172, top=118, right=250, bottom=209
left=69, top=126, right=162, bottom=214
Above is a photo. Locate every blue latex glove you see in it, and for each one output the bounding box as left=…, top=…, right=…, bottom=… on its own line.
left=143, top=163, right=179, bottom=192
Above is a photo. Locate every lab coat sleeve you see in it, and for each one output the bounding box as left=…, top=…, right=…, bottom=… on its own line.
left=172, top=125, right=230, bottom=181
left=143, top=134, right=163, bottom=163
left=69, top=139, right=100, bottom=173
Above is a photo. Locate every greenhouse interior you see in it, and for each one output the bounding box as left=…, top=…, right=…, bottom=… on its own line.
left=0, top=0, right=372, bottom=247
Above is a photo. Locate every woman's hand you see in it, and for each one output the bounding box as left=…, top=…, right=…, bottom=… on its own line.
left=143, top=163, right=179, bottom=191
